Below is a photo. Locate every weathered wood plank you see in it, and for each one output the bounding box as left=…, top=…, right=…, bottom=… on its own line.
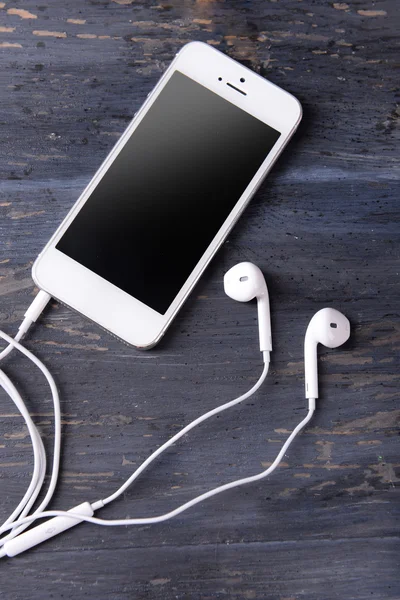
left=2, top=539, right=399, bottom=600
left=0, top=0, right=399, bottom=598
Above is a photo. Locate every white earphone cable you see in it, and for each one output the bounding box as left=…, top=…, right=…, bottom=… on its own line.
left=0, top=289, right=316, bottom=559
left=0, top=292, right=61, bottom=549
left=99, top=357, right=270, bottom=508
left=0, top=322, right=275, bottom=555
left=0, top=291, right=51, bottom=363
left=0, top=402, right=314, bottom=542
left=0, top=371, right=47, bottom=529
left=0, top=328, right=313, bottom=532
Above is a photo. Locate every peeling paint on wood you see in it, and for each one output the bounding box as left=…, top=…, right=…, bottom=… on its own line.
left=0, top=41, right=22, bottom=48
left=357, top=10, right=387, bottom=17
left=32, top=30, right=67, bottom=38
left=6, top=7, right=37, bottom=19
left=76, top=33, right=98, bottom=39
left=9, top=210, right=45, bottom=219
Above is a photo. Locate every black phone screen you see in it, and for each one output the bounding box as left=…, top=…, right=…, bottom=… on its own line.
left=56, top=71, right=280, bottom=314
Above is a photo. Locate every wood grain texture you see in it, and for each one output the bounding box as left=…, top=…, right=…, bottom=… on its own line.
left=0, top=0, right=399, bottom=598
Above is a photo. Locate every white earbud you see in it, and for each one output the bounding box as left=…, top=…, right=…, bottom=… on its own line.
left=224, top=262, right=272, bottom=355
left=304, top=307, right=350, bottom=399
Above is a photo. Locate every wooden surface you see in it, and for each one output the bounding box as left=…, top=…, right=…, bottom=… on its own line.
left=1, top=1, right=399, bottom=598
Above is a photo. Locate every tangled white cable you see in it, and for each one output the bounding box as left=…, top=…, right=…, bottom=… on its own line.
left=0, top=264, right=350, bottom=558
left=0, top=329, right=312, bottom=558
left=0, top=322, right=275, bottom=557
left=0, top=291, right=60, bottom=550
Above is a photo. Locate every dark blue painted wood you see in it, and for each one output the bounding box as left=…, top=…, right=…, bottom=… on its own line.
left=0, top=1, right=399, bottom=598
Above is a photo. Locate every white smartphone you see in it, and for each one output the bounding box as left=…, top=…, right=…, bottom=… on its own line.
left=33, top=41, right=302, bottom=349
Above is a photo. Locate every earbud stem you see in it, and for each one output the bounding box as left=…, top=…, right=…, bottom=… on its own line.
left=304, top=337, right=318, bottom=399
left=257, top=295, right=272, bottom=353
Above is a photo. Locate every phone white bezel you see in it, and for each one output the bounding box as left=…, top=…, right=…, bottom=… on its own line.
left=32, top=41, right=302, bottom=349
